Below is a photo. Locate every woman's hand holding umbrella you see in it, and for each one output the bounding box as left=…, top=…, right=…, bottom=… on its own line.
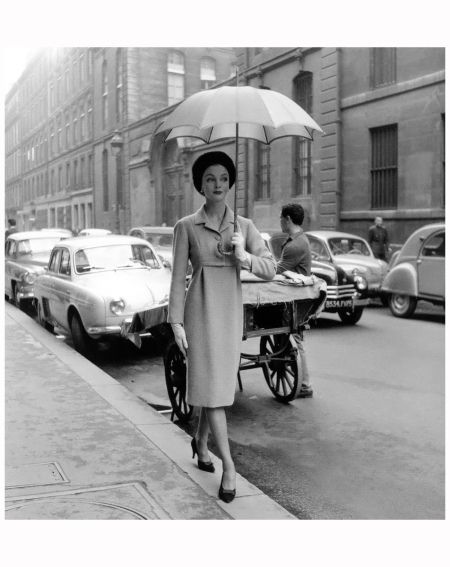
left=231, top=231, right=251, bottom=269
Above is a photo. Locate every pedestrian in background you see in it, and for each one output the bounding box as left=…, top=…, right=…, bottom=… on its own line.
left=168, top=151, right=276, bottom=503
left=277, top=203, right=314, bottom=399
left=368, top=216, right=390, bottom=261
left=5, top=218, right=17, bottom=239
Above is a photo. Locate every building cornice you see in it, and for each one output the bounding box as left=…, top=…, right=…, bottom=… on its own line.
left=341, top=70, right=445, bottom=109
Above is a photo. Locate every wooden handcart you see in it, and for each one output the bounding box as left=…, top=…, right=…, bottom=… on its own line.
left=123, top=276, right=326, bottom=424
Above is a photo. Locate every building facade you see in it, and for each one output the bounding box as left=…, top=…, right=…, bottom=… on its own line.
left=4, top=47, right=235, bottom=233
left=5, top=47, right=445, bottom=245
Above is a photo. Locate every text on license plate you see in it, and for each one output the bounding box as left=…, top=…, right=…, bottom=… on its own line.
left=326, top=299, right=354, bottom=309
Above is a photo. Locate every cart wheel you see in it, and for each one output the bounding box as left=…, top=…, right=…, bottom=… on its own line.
left=164, top=341, right=193, bottom=423
left=260, top=335, right=302, bottom=403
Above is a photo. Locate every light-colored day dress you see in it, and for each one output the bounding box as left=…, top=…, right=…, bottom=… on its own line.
left=168, top=204, right=276, bottom=408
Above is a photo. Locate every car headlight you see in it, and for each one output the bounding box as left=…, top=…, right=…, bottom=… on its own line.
left=23, top=272, right=36, bottom=285
left=354, top=275, right=368, bottom=291
left=110, top=299, right=126, bottom=315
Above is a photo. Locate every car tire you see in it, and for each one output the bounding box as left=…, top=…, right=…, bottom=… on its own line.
left=70, top=312, right=95, bottom=359
left=388, top=293, right=417, bottom=318
left=338, top=306, right=364, bottom=325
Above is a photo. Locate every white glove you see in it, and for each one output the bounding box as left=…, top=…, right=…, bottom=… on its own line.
left=231, top=232, right=249, bottom=264
left=171, top=323, right=188, bottom=357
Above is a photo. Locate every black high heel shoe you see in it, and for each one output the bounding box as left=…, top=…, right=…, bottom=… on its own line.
left=218, top=473, right=236, bottom=503
left=191, top=438, right=215, bottom=473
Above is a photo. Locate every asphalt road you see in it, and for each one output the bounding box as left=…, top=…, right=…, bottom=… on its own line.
left=35, top=300, right=445, bottom=519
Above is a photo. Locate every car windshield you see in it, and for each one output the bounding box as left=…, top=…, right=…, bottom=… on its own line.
left=328, top=237, right=371, bottom=256
left=17, top=237, right=63, bottom=256
left=144, top=232, right=173, bottom=248
left=75, top=244, right=161, bottom=273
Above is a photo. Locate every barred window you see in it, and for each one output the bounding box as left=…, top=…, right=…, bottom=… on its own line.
left=254, top=142, right=271, bottom=200
left=167, top=51, right=185, bottom=105
left=370, top=124, right=398, bottom=209
left=200, top=57, right=216, bottom=90
left=370, top=48, right=396, bottom=88
left=293, top=72, right=312, bottom=196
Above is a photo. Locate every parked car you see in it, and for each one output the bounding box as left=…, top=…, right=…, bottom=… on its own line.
left=381, top=223, right=445, bottom=317
left=262, top=232, right=369, bottom=324
left=34, top=235, right=171, bottom=357
left=5, top=230, right=69, bottom=309
left=128, top=226, right=174, bottom=267
left=305, top=230, right=388, bottom=300
left=78, top=228, right=112, bottom=237
left=40, top=228, right=74, bottom=237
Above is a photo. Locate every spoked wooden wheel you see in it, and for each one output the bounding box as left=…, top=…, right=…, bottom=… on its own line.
left=260, top=334, right=302, bottom=403
left=164, top=341, right=193, bottom=423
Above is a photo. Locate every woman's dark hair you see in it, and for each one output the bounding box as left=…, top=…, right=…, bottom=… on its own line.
left=192, top=151, right=236, bottom=193
left=281, top=203, right=305, bottom=226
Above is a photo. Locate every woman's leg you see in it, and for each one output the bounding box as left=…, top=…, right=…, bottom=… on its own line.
left=195, top=407, right=211, bottom=461
left=206, top=407, right=235, bottom=490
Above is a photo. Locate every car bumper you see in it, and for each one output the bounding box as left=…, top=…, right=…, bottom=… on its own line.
left=15, top=286, right=35, bottom=301
left=87, top=317, right=134, bottom=336
left=324, top=290, right=369, bottom=312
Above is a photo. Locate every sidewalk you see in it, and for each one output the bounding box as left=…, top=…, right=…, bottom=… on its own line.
left=4, top=303, right=295, bottom=520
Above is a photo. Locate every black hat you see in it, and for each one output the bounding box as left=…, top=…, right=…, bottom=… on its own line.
left=192, top=151, right=236, bottom=193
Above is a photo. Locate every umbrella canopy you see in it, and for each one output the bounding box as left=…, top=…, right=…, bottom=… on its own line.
left=155, top=85, right=323, bottom=144
left=154, top=85, right=323, bottom=239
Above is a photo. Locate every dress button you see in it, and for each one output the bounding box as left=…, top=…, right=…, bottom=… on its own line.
left=215, top=235, right=221, bottom=241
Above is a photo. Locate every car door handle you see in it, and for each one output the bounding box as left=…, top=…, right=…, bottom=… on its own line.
left=417, top=259, right=422, bottom=264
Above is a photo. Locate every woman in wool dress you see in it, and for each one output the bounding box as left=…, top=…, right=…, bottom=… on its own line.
left=168, top=151, right=276, bottom=502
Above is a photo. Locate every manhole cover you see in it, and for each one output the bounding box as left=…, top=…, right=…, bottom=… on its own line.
left=6, top=462, right=69, bottom=489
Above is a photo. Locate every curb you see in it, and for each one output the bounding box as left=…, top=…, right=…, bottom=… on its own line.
left=6, top=303, right=296, bottom=520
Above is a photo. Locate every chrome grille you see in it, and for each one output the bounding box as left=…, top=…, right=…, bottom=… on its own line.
left=326, top=284, right=356, bottom=300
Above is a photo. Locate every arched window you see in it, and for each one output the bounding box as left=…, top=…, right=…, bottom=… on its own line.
left=200, top=57, right=216, bottom=90
left=292, top=72, right=313, bottom=196
left=167, top=51, right=185, bottom=105
left=102, top=149, right=109, bottom=211
left=102, top=60, right=108, bottom=129
left=116, top=48, right=124, bottom=122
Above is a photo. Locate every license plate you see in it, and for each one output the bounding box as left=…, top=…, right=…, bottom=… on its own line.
left=326, top=299, right=354, bottom=309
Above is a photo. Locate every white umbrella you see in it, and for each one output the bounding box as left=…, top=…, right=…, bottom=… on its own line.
left=154, top=85, right=323, bottom=231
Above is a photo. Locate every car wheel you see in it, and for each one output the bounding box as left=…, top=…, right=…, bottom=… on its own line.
left=389, top=293, right=417, bottom=318
left=70, top=312, right=95, bottom=358
left=338, top=306, right=364, bottom=325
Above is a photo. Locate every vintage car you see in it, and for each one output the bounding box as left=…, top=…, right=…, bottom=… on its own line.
left=262, top=232, right=369, bottom=324
left=33, top=235, right=171, bottom=357
left=305, top=230, right=388, bottom=299
left=5, top=230, right=69, bottom=309
left=128, top=226, right=174, bottom=267
left=381, top=223, right=445, bottom=317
